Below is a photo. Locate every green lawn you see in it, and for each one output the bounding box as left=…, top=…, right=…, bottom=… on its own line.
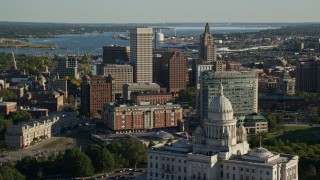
left=42, top=137, right=68, bottom=149
left=278, top=126, right=320, bottom=144
left=284, top=125, right=314, bottom=131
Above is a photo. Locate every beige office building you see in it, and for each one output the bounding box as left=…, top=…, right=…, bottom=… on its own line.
left=130, top=27, right=153, bottom=83
left=103, top=64, right=133, bottom=98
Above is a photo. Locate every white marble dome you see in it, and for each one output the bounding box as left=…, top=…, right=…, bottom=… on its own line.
left=208, top=83, right=234, bottom=121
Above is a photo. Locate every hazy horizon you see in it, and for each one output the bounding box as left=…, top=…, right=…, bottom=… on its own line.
left=1, top=0, right=319, bottom=23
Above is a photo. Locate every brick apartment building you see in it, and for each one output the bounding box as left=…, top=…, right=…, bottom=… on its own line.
left=102, top=103, right=182, bottom=133
left=18, top=91, right=64, bottom=112
left=81, top=75, right=113, bottom=115
left=130, top=92, right=173, bottom=105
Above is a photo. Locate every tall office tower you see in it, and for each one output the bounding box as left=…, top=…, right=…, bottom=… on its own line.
left=103, top=64, right=133, bottom=99
left=295, top=59, right=320, bottom=93
left=80, top=75, right=113, bottom=115
left=102, top=45, right=130, bottom=64
left=199, top=71, right=258, bottom=120
left=130, top=27, right=153, bottom=83
left=198, top=23, right=217, bottom=63
left=154, top=50, right=187, bottom=94
left=57, top=56, right=79, bottom=79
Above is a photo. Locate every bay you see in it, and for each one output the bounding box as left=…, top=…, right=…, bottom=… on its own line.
left=0, top=25, right=279, bottom=55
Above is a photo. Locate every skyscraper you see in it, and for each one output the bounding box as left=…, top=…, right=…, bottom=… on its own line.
left=130, top=27, right=153, bottom=83
left=199, top=71, right=258, bottom=120
left=153, top=50, right=187, bottom=94
left=295, top=59, right=320, bottom=93
left=198, top=23, right=217, bottom=64
left=57, top=56, right=79, bottom=79
left=102, top=45, right=129, bottom=64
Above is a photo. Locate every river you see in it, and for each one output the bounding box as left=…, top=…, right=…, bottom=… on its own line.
left=0, top=25, right=279, bottom=55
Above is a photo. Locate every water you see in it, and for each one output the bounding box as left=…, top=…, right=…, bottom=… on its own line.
left=0, top=25, right=279, bottom=55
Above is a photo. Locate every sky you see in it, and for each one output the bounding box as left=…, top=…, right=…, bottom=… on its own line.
left=1, top=0, right=319, bottom=23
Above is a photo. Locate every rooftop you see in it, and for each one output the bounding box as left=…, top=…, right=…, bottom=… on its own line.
left=0, top=102, right=17, bottom=106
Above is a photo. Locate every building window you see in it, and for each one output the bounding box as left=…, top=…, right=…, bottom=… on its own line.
left=221, top=172, right=223, bottom=178
left=226, top=173, right=229, bottom=179
left=252, top=169, right=255, bottom=173
left=266, top=171, right=270, bottom=175
left=233, top=167, right=236, bottom=170
left=246, top=169, right=249, bottom=172
left=221, top=164, right=223, bottom=168
left=241, top=168, right=243, bottom=171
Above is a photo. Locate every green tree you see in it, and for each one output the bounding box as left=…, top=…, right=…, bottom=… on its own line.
left=0, top=115, right=12, bottom=133
left=107, top=142, right=128, bottom=168
left=0, top=165, right=25, bottom=180
left=178, top=87, right=196, bottom=104
left=265, top=113, right=277, bottom=131
left=305, top=165, right=317, bottom=178
left=123, top=138, right=147, bottom=169
left=63, top=148, right=94, bottom=177
left=0, top=89, right=17, bottom=101
left=9, top=111, right=32, bottom=124
left=15, top=156, right=39, bottom=178
left=99, top=148, right=115, bottom=173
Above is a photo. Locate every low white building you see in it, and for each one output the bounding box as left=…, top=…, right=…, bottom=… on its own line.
left=5, top=113, right=77, bottom=148
left=148, top=84, right=298, bottom=180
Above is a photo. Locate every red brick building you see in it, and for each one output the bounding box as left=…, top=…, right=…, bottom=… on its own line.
left=81, top=75, right=113, bottom=115
left=130, top=92, right=173, bottom=105
left=102, top=103, right=182, bottom=133
left=154, top=50, right=187, bottom=94
left=0, top=102, right=17, bottom=115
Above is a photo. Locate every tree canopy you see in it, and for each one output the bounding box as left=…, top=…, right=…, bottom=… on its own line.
left=9, top=111, right=32, bottom=124
left=0, top=165, right=25, bottom=180
left=0, top=89, right=17, bottom=101
left=62, top=148, right=94, bottom=177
